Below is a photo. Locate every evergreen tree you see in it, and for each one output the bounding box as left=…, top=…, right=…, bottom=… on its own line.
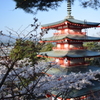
left=13, top=0, right=100, bottom=13
left=40, top=43, right=54, bottom=52
left=10, top=39, right=42, bottom=65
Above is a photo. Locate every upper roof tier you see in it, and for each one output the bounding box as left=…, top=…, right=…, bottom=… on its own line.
left=40, top=34, right=100, bottom=42
left=41, top=18, right=100, bottom=29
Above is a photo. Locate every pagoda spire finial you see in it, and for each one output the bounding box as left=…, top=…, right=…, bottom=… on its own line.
left=66, top=0, right=74, bottom=19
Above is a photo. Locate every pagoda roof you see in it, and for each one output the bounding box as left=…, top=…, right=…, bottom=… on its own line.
left=39, top=50, right=100, bottom=58
left=42, top=34, right=100, bottom=42
left=47, top=65, right=100, bottom=98
left=41, top=18, right=100, bottom=29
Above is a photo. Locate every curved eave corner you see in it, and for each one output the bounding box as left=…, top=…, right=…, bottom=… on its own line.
left=97, top=24, right=100, bottom=27
left=41, top=22, right=65, bottom=29
left=41, top=19, right=66, bottom=29
left=66, top=18, right=100, bottom=27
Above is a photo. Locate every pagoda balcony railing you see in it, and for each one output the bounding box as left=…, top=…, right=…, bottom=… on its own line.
left=68, top=62, right=89, bottom=67
left=69, top=32, right=86, bottom=35
left=53, top=32, right=86, bottom=36
left=52, top=47, right=68, bottom=51
left=60, top=62, right=89, bottom=67
left=52, top=47, right=87, bottom=51
left=54, top=62, right=89, bottom=67
left=69, top=47, right=87, bottom=50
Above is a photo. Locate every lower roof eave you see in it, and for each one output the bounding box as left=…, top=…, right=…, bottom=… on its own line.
left=46, top=65, right=100, bottom=98
left=51, top=89, right=100, bottom=99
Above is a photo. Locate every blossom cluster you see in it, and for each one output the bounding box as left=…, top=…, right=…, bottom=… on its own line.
left=0, top=59, right=100, bottom=99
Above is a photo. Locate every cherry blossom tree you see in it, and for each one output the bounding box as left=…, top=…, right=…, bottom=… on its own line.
left=0, top=18, right=100, bottom=100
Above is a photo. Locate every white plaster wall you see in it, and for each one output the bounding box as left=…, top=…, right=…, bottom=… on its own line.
left=58, top=30, right=61, bottom=34
left=55, top=58, right=59, bottom=62
left=64, top=58, right=68, bottom=64
left=64, top=29, right=68, bottom=34
left=57, top=44, right=61, bottom=48
left=64, top=44, right=68, bottom=48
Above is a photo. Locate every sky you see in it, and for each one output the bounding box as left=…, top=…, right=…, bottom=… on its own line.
left=0, top=0, right=100, bottom=38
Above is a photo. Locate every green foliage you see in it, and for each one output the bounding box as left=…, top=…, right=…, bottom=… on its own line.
left=83, top=42, right=100, bottom=51
left=40, top=43, right=54, bottom=52
left=91, top=57, right=100, bottom=66
left=84, top=42, right=100, bottom=65
left=10, top=39, right=42, bottom=65
left=83, top=42, right=95, bottom=50
left=81, top=0, right=100, bottom=9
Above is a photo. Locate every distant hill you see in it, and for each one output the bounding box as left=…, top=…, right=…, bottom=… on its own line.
left=0, top=35, right=16, bottom=45
left=0, top=34, right=40, bottom=46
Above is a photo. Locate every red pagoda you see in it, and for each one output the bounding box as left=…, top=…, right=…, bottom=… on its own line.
left=38, top=0, right=100, bottom=100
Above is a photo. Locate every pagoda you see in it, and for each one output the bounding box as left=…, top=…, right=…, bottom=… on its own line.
left=38, top=0, right=100, bottom=100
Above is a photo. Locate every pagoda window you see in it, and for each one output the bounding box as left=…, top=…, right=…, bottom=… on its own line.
left=69, top=29, right=74, bottom=34
left=65, top=22, right=67, bottom=25
left=58, top=30, right=61, bottom=33
left=64, top=58, right=68, bottom=64
left=64, top=44, right=68, bottom=48
left=58, top=27, right=62, bottom=29
left=64, top=29, right=68, bottom=32
left=70, top=98, right=75, bottom=100
left=64, top=29, right=68, bottom=34
left=55, top=58, right=59, bottom=62
left=63, top=25, right=68, bottom=28
left=57, top=44, right=61, bottom=48
left=65, top=39, right=68, bottom=42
